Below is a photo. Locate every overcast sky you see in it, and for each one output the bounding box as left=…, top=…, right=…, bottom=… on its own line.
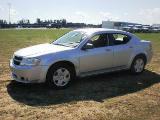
left=0, top=0, right=160, bottom=25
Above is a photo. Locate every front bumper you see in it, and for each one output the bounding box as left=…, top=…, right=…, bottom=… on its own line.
left=10, top=60, right=48, bottom=83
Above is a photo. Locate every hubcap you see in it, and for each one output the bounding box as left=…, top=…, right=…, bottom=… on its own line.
left=134, top=58, right=144, bottom=73
left=53, top=68, right=70, bottom=87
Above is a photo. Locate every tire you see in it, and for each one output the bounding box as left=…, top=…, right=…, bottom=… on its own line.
left=46, top=63, right=75, bottom=89
left=130, top=55, right=146, bottom=74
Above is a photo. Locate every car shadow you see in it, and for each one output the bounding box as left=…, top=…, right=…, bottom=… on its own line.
left=7, top=70, right=160, bottom=106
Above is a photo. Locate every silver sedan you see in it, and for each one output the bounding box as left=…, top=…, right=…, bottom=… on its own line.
left=10, top=28, right=152, bottom=89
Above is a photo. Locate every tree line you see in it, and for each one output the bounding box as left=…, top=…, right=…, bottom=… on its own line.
left=0, top=18, right=101, bottom=28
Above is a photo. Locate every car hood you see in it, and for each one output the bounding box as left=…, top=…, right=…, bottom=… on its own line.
left=14, top=43, right=73, bottom=57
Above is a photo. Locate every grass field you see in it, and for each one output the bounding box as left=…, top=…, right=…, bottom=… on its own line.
left=0, top=29, right=160, bottom=120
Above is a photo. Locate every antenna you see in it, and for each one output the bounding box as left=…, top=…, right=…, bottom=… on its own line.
left=8, top=3, right=11, bottom=24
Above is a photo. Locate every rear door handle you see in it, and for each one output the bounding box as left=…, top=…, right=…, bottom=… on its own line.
left=129, top=46, right=133, bottom=48
left=106, top=49, right=111, bottom=51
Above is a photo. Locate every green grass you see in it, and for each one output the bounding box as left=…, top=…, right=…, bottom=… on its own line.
left=136, top=33, right=160, bottom=43
left=136, top=33, right=160, bottom=52
left=0, top=29, right=160, bottom=120
left=0, top=29, right=70, bottom=62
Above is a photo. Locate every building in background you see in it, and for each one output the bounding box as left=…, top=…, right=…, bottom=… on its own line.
left=102, top=21, right=141, bottom=30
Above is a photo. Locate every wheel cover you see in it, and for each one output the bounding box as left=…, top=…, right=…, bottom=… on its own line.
left=53, top=68, right=70, bottom=87
left=134, top=58, right=144, bottom=73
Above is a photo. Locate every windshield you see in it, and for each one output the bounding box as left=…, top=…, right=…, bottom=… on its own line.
left=52, top=31, right=87, bottom=47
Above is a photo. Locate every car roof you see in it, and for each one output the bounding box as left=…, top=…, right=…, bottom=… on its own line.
left=74, top=28, right=125, bottom=35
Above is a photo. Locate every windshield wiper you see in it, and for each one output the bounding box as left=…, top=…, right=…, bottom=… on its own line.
left=67, top=41, right=81, bottom=44
left=53, top=41, right=80, bottom=48
left=53, top=43, right=66, bottom=46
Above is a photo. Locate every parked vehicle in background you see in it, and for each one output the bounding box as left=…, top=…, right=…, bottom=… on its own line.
left=102, top=21, right=160, bottom=33
left=122, top=26, right=132, bottom=32
left=120, top=24, right=160, bottom=33
left=133, top=25, right=143, bottom=33
left=151, top=27, right=160, bottom=33
left=10, top=28, right=153, bottom=89
left=142, top=25, right=151, bottom=33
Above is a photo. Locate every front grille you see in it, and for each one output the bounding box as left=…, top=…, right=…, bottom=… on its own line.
left=14, top=56, right=23, bottom=61
left=13, top=56, right=23, bottom=65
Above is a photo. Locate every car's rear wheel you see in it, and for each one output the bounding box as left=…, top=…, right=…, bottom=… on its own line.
left=46, top=64, right=75, bottom=89
left=130, top=55, right=146, bottom=74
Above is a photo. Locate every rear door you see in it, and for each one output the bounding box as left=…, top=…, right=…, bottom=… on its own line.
left=108, top=33, right=133, bottom=67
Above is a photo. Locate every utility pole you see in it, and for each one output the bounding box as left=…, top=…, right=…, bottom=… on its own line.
left=8, top=3, right=11, bottom=24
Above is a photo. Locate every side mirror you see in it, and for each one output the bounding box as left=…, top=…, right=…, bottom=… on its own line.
left=82, top=43, right=94, bottom=50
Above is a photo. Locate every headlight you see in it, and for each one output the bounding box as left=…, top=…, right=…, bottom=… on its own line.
left=20, top=58, right=41, bottom=66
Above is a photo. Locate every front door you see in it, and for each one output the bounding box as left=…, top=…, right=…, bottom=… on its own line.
left=79, top=33, right=114, bottom=73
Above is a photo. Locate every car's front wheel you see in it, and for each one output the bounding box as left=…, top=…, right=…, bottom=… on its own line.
left=46, top=64, right=75, bottom=89
left=130, top=55, right=146, bottom=74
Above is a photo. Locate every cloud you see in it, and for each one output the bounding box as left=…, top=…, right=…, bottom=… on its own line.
left=66, top=11, right=90, bottom=23
left=75, top=11, right=88, bottom=18
left=0, top=5, right=8, bottom=22
left=99, top=12, right=120, bottom=21
left=138, top=8, right=160, bottom=24
left=10, top=8, right=18, bottom=16
left=0, top=6, right=4, bottom=11
left=123, top=12, right=128, bottom=16
left=139, top=8, right=160, bottom=16
left=33, top=10, right=39, bottom=15
left=72, top=11, right=122, bottom=24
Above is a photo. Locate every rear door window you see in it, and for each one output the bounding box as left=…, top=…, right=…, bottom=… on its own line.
left=108, top=33, right=131, bottom=45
